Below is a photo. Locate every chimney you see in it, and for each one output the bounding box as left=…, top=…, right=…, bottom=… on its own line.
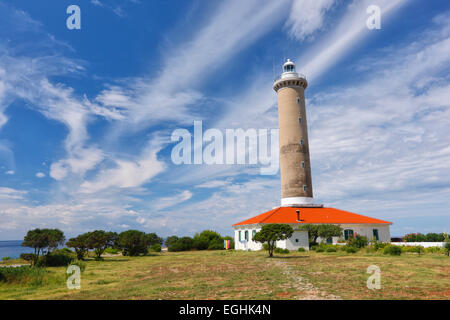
left=296, top=209, right=300, bottom=222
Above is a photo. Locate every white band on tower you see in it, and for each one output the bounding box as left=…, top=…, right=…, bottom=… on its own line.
left=281, top=197, right=314, bottom=206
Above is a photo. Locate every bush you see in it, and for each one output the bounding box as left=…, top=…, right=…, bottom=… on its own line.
left=403, top=233, right=426, bottom=242
left=425, top=246, right=442, bottom=254
left=373, top=242, right=388, bottom=251
left=383, top=245, right=402, bottom=256
left=342, top=246, right=358, bottom=253
left=149, top=244, right=161, bottom=252
left=444, top=241, right=450, bottom=256
left=274, top=248, right=289, bottom=254
left=20, top=253, right=35, bottom=262
left=208, top=239, right=224, bottom=250
left=104, top=247, right=119, bottom=254
left=347, top=235, right=368, bottom=248
left=0, top=266, right=47, bottom=285
left=316, top=247, right=325, bottom=252
left=425, top=233, right=445, bottom=242
left=36, top=253, right=73, bottom=267
left=69, top=260, right=87, bottom=273
left=168, top=237, right=194, bottom=252
left=297, top=247, right=306, bottom=252
left=2, top=257, right=11, bottom=262
left=262, top=243, right=274, bottom=251
left=402, top=245, right=424, bottom=255
left=326, top=247, right=337, bottom=252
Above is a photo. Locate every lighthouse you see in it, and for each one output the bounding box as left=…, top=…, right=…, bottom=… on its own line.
left=273, top=59, right=314, bottom=207
left=232, top=59, right=392, bottom=251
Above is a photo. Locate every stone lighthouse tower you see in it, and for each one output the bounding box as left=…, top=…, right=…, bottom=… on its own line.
left=273, top=59, right=314, bottom=207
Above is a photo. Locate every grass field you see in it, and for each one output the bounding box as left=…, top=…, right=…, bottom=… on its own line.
left=0, top=250, right=448, bottom=300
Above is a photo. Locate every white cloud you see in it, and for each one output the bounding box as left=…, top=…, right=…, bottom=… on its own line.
left=35, top=172, right=45, bottom=178
left=80, top=136, right=166, bottom=193
left=299, top=0, right=408, bottom=82
left=151, top=190, right=193, bottom=211
left=5, top=170, right=14, bottom=175
left=285, top=0, right=336, bottom=41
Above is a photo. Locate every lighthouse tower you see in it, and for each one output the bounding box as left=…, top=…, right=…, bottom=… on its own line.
left=273, top=59, right=316, bottom=207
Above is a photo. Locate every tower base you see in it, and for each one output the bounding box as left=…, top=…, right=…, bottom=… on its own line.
left=281, top=197, right=323, bottom=208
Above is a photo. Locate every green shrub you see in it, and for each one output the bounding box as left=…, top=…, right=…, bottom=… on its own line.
left=342, top=246, right=358, bottom=253
left=310, top=245, right=318, bottom=251
left=263, top=243, right=274, bottom=251
left=35, top=252, right=73, bottom=267
left=2, top=257, right=11, bottom=262
left=69, top=260, right=87, bottom=273
left=149, top=244, right=161, bottom=252
left=315, top=247, right=325, bottom=252
left=374, top=242, right=388, bottom=250
left=0, top=266, right=47, bottom=285
left=326, top=247, right=337, bottom=252
left=425, top=246, right=441, bottom=254
left=168, top=237, right=194, bottom=252
left=444, top=241, right=450, bottom=256
left=208, top=239, right=224, bottom=250
left=274, top=248, right=289, bottom=254
left=297, top=247, right=306, bottom=252
left=402, top=245, right=424, bottom=255
left=19, top=253, right=35, bottom=262
left=402, top=233, right=426, bottom=242
left=347, top=235, right=369, bottom=248
left=383, top=245, right=402, bottom=256
left=104, top=247, right=119, bottom=254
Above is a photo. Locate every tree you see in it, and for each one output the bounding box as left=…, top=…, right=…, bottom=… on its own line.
left=193, top=230, right=223, bottom=250
left=66, top=233, right=90, bottom=260
left=165, top=236, right=179, bottom=248
left=86, top=230, right=117, bottom=260
left=298, top=224, right=343, bottom=245
left=253, top=224, right=293, bottom=257
left=118, top=230, right=151, bottom=256
left=147, top=233, right=163, bottom=247
left=22, top=228, right=65, bottom=265
left=168, top=237, right=194, bottom=252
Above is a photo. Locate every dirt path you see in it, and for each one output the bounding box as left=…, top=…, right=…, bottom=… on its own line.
left=270, top=259, right=341, bottom=300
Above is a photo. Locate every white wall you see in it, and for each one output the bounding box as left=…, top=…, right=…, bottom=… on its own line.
left=316, top=224, right=391, bottom=243
left=234, top=225, right=309, bottom=251
left=390, top=242, right=446, bottom=248
left=234, top=223, right=392, bottom=250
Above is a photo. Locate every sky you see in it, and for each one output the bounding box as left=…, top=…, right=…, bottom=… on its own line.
left=0, top=0, right=449, bottom=240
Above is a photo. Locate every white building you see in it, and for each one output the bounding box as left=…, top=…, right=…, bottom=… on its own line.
left=233, top=207, right=392, bottom=251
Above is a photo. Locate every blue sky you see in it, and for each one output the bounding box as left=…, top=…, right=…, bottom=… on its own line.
left=0, top=0, right=449, bottom=240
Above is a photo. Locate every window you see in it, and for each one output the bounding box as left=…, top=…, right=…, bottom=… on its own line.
left=295, top=239, right=299, bottom=243
left=326, top=237, right=333, bottom=244
left=301, top=161, right=305, bottom=168
left=344, top=229, right=354, bottom=240
left=298, top=117, right=302, bottom=124
left=239, top=231, right=241, bottom=241
left=252, top=230, right=256, bottom=238
left=303, top=185, right=307, bottom=192
left=297, top=97, right=301, bottom=104
left=300, top=139, right=303, bottom=145
left=245, top=230, right=249, bottom=241
left=373, top=229, right=379, bottom=241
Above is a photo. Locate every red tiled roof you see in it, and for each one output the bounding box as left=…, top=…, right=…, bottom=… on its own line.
left=232, top=207, right=392, bottom=226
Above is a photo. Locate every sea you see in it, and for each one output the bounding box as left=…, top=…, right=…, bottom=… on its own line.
left=0, top=240, right=34, bottom=259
